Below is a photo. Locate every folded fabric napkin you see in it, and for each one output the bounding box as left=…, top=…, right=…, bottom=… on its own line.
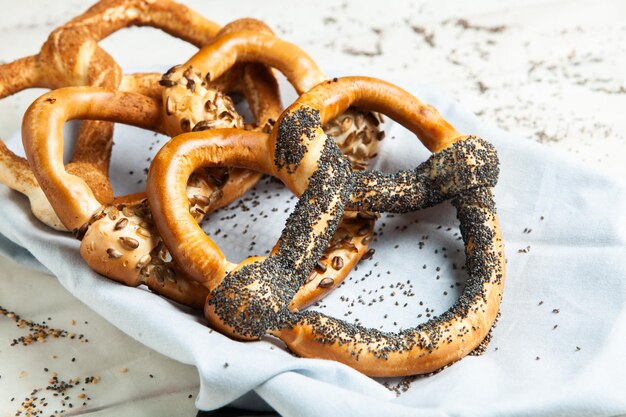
left=1, top=80, right=625, bottom=417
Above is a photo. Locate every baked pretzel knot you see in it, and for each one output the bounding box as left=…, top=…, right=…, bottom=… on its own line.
left=20, top=88, right=258, bottom=308
left=148, top=77, right=504, bottom=377
left=0, top=0, right=227, bottom=230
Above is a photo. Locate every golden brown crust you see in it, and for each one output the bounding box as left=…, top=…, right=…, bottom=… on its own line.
left=276, top=77, right=462, bottom=154
left=69, top=0, right=221, bottom=47
left=211, top=19, right=282, bottom=133
left=119, top=73, right=163, bottom=101
left=11, top=0, right=222, bottom=190
left=0, top=56, right=43, bottom=97
left=165, top=30, right=327, bottom=97
left=239, top=63, right=282, bottom=133
left=22, top=88, right=166, bottom=231
left=129, top=27, right=384, bottom=312
left=216, top=18, right=275, bottom=37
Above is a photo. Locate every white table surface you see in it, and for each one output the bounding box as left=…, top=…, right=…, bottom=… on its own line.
left=1, top=1, right=625, bottom=415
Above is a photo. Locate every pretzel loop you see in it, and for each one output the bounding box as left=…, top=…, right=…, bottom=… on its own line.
left=277, top=185, right=504, bottom=377
left=22, top=88, right=259, bottom=307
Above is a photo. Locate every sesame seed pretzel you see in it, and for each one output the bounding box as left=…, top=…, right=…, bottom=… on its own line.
left=20, top=87, right=263, bottom=307
left=147, top=76, right=503, bottom=377
left=159, top=29, right=385, bottom=171
left=0, top=0, right=274, bottom=231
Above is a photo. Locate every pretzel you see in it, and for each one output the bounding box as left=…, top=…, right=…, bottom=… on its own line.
left=0, top=0, right=269, bottom=230
left=147, top=76, right=503, bottom=376
left=19, top=10, right=386, bottom=307
left=159, top=29, right=384, bottom=171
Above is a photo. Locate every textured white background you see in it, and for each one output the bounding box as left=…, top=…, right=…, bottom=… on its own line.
left=0, top=1, right=625, bottom=416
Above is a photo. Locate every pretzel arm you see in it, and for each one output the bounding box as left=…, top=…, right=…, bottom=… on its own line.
left=73, top=0, right=221, bottom=47
left=239, top=63, right=282, bottom=132
left=120, top=73, right=163, bottom=100
left=348, top=137, right=499, bottom=213
left=0, top=56, right=44, bottom=98
left=209, top=18, right=283, bottom=131
left=148, top=130, right=273, bottom=283
left=0, top=0, right=225, bottom=228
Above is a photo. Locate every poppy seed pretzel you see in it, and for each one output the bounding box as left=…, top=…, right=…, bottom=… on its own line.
left=0, top=0, right=265, bottom=230
left=269, top=77, right=504, bottom=377
left=147, top=76, right=503, bottom=377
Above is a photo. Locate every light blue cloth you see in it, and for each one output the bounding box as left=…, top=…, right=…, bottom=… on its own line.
left=1, top=82, right=625, bottom=417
